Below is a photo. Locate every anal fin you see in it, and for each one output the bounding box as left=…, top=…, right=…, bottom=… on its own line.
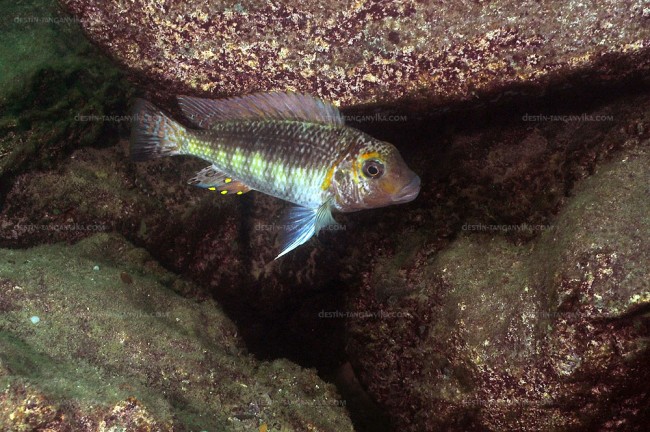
left=189, top=165, right=252, bottom=195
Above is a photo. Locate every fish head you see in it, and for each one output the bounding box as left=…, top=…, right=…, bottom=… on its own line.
left=331, top=138, right=420, bottom=212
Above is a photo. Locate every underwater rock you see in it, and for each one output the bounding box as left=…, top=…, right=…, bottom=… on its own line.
left=1, top=76, right=649, bottom=432
left=0, top=234, right=353, bottom=431
left=58, top=0, right=650, bottom=108
left=0, top=139, right=352, bottom=373
left=2, top=5, right=649, bottom=423
left=345, top=140, right=650, bottom=430
left=0, top=0, right=132, bottom=183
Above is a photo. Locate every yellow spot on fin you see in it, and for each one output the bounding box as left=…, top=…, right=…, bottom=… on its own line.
left=216, top=180, right=252, bottom=195
left=189, top=165, right=252, bottom=195
left=209, top=179, right=251, bottom=195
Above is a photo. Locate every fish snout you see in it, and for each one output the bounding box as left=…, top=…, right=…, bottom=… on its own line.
left=392, top=174, right=421, bottom=203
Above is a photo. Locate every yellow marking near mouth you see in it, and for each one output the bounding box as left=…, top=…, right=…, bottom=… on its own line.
left=225, top=178, right=232, bottom=183
left=220, top=190, right=228, bottom=195
left=381, top=181, right=399, bottom=195
left=236, top=191, right=243, bottom=195
left=208, top=187, right=216, bottom=191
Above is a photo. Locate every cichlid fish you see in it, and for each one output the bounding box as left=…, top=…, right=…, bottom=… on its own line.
left=130, top=92, right=420, bottom=259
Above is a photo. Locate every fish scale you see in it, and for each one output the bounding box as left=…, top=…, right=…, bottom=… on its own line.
left=182, top=120, right=356, bottom=208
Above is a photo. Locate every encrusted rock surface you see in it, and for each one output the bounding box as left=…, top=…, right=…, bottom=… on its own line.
left=1, top=79, right=649, bottom=432
left=345, top=119, right=650, bottom=430
left=3, top=2, right=650, bottom=430
left=0, top=234, right=353, bottom=431
left=0, top=0, right=132, bottom=182
left=58, top=0, right=650, bottom=108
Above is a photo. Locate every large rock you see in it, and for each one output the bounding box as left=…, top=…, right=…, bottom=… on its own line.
left=1, top=60, right=649, bottom=432
left=0, top=234, right=353, bottom=431
left=0, top=0, right=132, bottom=182
left=58, top=0, right=650, bottom=108
left=345, top=131, right=650, bottom=429
left=3, top=3, right=650, bottom=428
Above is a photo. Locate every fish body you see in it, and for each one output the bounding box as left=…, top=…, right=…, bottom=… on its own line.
left=182, top=121, right=358, bottom=209
left=131, top=92, right=420, bottom=258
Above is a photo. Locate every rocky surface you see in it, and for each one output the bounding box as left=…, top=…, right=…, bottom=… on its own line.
left=0, top=234, right=353, bottom=431
left=2, top=85, right=649, bottom=430
left=58, top=0, right=650, bottom=109
left=0, top=0, right=132, bottom=192
left=2, top=1, right=650, bottom=430
left=345, top=116, right=650, bottom=429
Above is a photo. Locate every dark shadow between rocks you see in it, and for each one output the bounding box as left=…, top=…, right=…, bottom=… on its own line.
left=191, top=75, right=649, bottom=432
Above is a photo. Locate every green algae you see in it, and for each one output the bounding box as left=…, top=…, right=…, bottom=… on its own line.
left=0, top=234, right=353, bottom=431
left=0, top=0, right=133, bottom=181
left=0, top=332, right=135, bottom=413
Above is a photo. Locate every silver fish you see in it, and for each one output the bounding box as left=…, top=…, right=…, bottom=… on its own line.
left=130, top=92, right=420, bottom=258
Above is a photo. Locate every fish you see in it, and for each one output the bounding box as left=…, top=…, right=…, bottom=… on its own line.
left=130, top=92, right=420, bottom=259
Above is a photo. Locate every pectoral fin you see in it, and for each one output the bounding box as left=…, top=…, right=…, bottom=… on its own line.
left=189, top=165, right=252, bottom=195
left=276, top=200, right=336, bottom=259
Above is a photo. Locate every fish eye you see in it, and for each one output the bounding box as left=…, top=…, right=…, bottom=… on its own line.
left=362, top=160, right=384, bottom=178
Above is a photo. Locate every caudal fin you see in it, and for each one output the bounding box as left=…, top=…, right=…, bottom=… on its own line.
left=130, top=99, right=186, bottom=162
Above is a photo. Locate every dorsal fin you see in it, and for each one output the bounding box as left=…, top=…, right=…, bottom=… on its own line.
left=177, top=92, right=345, bottom=129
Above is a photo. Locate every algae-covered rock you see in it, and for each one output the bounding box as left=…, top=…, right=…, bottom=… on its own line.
left=0, top=0, right=132, bottom=182
left=346, top=143, right=650, bottom=431
left=58, top=0, right=649, bottom=109
left=0, top=234, right=353, bottom=431
left=1, top=67, right=649, bottom=432
left=2, top=2, right=649, bottom=426
left=0, top=141, right=354, bottom=372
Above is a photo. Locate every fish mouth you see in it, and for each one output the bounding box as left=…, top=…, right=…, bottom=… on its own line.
left=392, top=175, right=421, bottom=203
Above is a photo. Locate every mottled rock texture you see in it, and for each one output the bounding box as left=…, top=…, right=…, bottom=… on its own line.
left=3, top=2, right=650, bottom=430
left=0, top=0, right=132, bottom=182
left=58, top=0, right=650, bottom=108
left=2, top=85, right=648, bottom=430
left=0, top=234, right=353, bottom=432
left=345, top=121, right=650, bottom=430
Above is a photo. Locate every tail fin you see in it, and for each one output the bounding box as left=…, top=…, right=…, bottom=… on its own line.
left=130, top=99, right=186, bottom=162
